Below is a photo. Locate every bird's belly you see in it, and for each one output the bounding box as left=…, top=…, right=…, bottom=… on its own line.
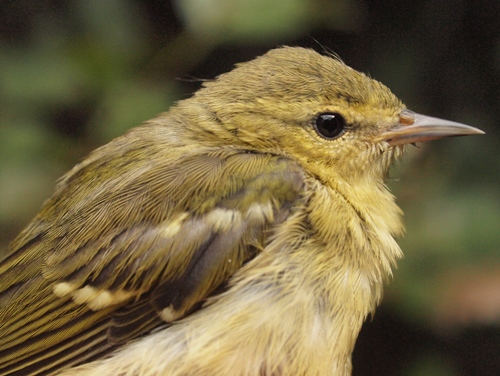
left=60, top=283, right=352, bottom=376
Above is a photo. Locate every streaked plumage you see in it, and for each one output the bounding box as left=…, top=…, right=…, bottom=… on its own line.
left=0, top=47, right=482, bottom=375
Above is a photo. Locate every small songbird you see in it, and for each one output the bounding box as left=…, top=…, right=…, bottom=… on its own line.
left=0, top=47, right=483, bottom=376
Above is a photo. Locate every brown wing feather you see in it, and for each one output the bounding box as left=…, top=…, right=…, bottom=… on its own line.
left=0, top=131, right=305, bottom=375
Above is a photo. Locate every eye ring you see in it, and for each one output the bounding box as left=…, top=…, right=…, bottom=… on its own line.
left=314, top=112, right=346, bottom=140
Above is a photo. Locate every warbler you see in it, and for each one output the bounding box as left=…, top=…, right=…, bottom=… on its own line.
left=0, top=47, right=482, bottom=376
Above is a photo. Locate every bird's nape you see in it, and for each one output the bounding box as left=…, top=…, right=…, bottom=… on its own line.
left=0, top=46, right=483, bottom=376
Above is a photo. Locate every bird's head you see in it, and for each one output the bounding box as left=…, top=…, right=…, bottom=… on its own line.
left=181, top=47, right=483, bottom=187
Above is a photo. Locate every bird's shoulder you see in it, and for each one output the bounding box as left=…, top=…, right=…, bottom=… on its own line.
left=0, top=127, right=306, bottom=375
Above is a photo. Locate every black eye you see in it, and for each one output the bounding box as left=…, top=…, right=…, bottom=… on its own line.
left=314, top=112, right=346, bottom=139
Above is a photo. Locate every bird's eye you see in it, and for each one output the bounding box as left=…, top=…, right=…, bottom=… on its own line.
left=314, top=113, right=346, bottom=140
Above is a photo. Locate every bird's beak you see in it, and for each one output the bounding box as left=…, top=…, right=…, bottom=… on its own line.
left=375, top=109, right=484, bottom=146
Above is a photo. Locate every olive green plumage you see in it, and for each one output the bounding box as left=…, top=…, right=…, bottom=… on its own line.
left=0, top=47, right=482, bottom=375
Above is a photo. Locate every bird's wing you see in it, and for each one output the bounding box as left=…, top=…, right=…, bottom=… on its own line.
left=0, top=146, right=305, bottom=375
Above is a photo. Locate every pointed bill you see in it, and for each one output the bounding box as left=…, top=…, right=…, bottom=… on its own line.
left=376, top=109, right=484, bottom=146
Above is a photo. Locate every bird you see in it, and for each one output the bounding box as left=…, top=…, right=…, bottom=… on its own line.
left=0, top=46, right=483, bottom=376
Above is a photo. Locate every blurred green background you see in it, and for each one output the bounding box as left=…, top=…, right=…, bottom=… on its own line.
left=0, top=1, right=498, bottom=375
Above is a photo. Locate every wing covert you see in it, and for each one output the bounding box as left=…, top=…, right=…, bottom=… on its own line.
left=0, top=143, right=305, bottom=375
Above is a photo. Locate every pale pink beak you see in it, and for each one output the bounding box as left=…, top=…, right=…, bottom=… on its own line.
left=376, top=109, right=484, bottom=146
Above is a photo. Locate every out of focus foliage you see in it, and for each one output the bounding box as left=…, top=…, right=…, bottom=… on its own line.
left=0, top=1, right=498, bottom=375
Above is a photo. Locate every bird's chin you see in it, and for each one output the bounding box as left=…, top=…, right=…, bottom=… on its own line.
left=376, top=143, right=406, bottom=178
left=391, top=143, right=407, bottom=159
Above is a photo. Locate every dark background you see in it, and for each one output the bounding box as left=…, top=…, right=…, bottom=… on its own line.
left=0, top=1, right=498, bottom=375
